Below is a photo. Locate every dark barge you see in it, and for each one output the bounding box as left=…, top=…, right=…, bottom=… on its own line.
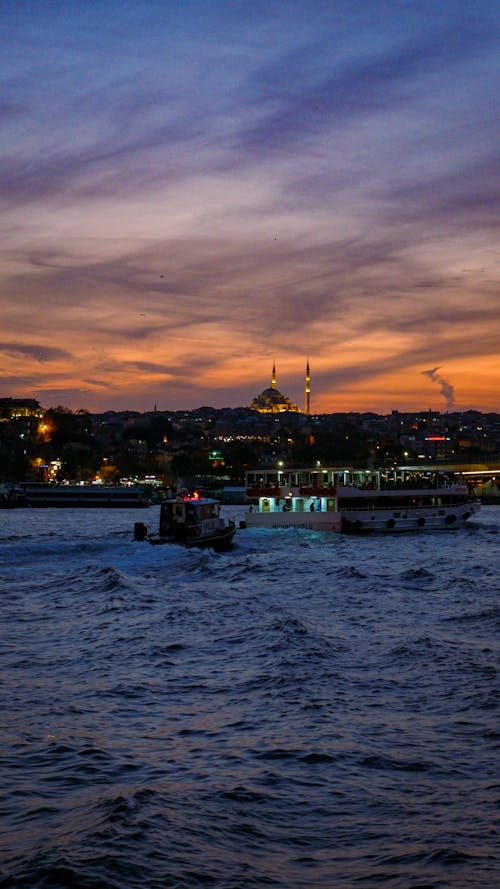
left=17, top=483, right=151, bottom=508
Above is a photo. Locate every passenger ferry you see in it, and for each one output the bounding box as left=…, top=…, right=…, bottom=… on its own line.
left=137, top=493, right=236, bottom=551
left=18, top=483, right=151, bottom=508
left=243, top=466, right=481, bottom=533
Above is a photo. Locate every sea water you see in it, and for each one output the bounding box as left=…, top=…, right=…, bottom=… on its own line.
left=0, top=505, right=498, bottom=888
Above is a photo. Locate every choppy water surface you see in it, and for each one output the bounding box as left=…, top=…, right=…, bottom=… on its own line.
left=0, top=506, right=498, bottom=888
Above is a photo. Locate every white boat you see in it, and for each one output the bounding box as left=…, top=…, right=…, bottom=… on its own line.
left=243, top=466, right=481, bottom=533
left=136, top=494, right=236, bottom=551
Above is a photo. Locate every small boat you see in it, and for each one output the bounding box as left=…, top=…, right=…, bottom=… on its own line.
left=243, top=466, right=481, bottom=533
left=136, top=493, right=236, bottom=551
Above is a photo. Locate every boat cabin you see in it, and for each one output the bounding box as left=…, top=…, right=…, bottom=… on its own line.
left=244, top=466, right=469, bottom=516
left=159, top=496, right=223, bottom=543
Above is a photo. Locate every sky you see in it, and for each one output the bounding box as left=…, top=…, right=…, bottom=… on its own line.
left=1, top=0, right=499, bottom=415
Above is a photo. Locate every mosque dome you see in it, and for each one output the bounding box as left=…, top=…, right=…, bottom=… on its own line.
left=250, top=364, right=300, bottom=413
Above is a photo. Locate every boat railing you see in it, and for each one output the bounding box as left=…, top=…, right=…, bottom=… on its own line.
left=339, top=503, right=432, bottom=512
left=379, top=480, right=459, bottom=491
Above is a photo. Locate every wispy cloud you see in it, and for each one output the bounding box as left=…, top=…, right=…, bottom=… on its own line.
left=0, top=1, right=498, bottom=411
left=0, top=342, right=72, bottom=362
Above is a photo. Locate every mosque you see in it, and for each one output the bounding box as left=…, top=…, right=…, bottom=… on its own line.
left=250, top=361, right=311, bottom=415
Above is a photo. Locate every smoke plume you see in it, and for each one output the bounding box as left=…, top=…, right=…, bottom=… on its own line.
left=422, top=366, right=455, bottom=411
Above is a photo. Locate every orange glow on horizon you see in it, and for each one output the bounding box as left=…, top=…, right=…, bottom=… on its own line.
left=3, top=346, right=497, bottom=415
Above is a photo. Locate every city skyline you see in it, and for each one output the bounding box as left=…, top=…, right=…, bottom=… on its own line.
left=1, top=1, right=499, bottom=415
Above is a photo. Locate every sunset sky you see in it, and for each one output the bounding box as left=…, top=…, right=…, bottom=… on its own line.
left=1, top=0, right=499, bottom=415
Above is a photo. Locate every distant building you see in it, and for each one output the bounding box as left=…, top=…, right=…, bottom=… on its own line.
left=0, top=397, right=44, bottom=437
left=250, top=362, right=301, bottom=413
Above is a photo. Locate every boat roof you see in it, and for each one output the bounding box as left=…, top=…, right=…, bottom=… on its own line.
left=166, top=495, right=219, bottom=505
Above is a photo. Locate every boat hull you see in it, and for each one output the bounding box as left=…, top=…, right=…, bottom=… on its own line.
left=244, top=511, right=341, bottom=531
left=339, top=499, right=481, bottom=532
left=189, top=525, right=236, bottom=551
left=148, top=522, right=236, bottom=551
left=244, top=499, right=481, bottom=533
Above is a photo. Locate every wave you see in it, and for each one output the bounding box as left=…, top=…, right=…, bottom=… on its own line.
left=357, top=752, right=432, bottom=773
left=399, top=566, right=436, bottom=582
left=446, top=605, right=500, bottom=628
left=334, top=565, right=367, bottom=579
left=2, top=505, right=499, bottom=889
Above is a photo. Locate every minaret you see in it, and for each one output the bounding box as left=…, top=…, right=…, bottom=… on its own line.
left=271, top=361, right=277, bottom=390
left=305, top=359, right=310, bottom=415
